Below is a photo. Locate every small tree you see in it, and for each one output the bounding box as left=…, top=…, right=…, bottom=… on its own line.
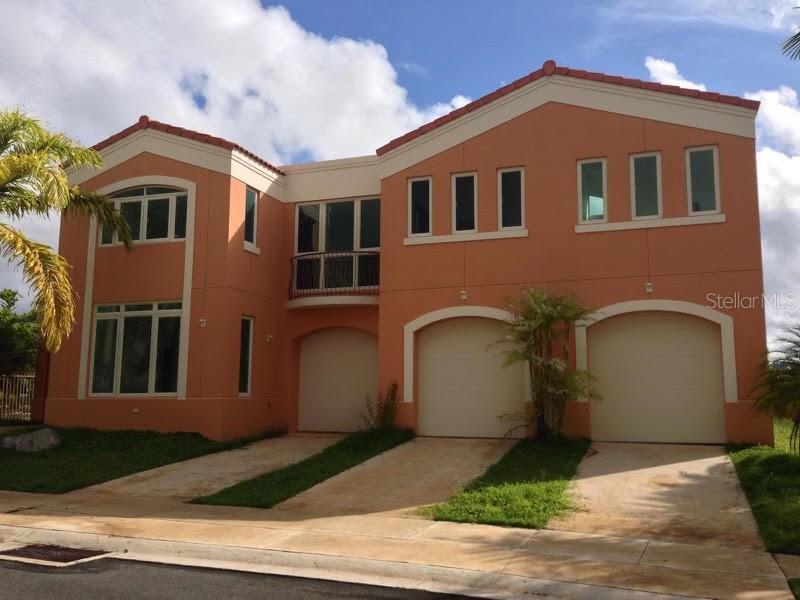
left=500, top=288, right=597, bottom=440
left=362, top=381, right=399, bottom=431
left=0, top=289, right=39, bottom=375
left=752, top=326, right=800, bottom=455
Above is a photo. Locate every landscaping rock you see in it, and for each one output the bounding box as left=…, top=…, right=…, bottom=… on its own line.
left=1, top=428, right=61, bottom=452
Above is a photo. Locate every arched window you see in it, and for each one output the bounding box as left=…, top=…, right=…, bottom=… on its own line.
left=101, top=186, right=188, bottom=245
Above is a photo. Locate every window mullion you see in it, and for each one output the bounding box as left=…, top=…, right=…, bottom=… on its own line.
left=147, top=310, right=158, bottom=394
left=113, top=316, right=124, bottom=394
left=168, top=194, right=176, bottom=240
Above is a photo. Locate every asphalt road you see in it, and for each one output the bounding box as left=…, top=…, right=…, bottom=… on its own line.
left=0, top=558, right=474, bottom=599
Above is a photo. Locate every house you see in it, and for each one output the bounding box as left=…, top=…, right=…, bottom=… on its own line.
left=46, top=60, right=773, bottom=444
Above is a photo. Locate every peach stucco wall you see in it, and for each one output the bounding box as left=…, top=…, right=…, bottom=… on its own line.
left=47, top=99, right=771, bottom=444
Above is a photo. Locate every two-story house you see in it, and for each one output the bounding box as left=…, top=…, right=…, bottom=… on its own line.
left=47, top=60, right=773, bottom=444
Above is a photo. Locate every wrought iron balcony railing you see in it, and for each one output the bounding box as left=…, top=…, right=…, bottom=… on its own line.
left=289, top=251, right=379, bottom=299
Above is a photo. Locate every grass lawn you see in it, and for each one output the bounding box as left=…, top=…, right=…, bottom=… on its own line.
left=193, top=428, right=415, bottom=508
left=790, top=579, right=799, bottom=599
left=0, top=428, right=280, bottom=494
left=421, top=437, right=590, bottom=529
left=728, top=418, right=800, bottom=555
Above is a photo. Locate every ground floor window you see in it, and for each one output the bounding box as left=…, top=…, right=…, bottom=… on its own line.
left=90, top=302, right=182, bottom=395
left=239, top=317, right=253, bottom=395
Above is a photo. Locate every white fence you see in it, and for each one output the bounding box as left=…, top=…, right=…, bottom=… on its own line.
left=0, top=374, right=34, bottom=422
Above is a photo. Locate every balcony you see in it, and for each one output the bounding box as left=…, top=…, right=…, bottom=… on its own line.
left=287, top=251, right=379, bottom=308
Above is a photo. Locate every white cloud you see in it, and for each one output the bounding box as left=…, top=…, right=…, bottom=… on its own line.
left=603, top=0, right=800, bottom=32
left=644, top=57, right=707, bottom=91
left=746, top=86, right=800, bottom=154
left=0, top=0, right=470, bottom=304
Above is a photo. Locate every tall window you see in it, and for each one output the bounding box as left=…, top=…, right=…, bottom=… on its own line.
left=498, top=168, right=524, bottom=229
left=408, top=178, right=431, bottom=236
left=238, top=317, right=253, bottom=395
left=294, top=199, right=380, bottom=292
left=90, top=302, right=182, bottom=395
left=101, top=187, right=187, bottom=245
left=687, top=147, right=719, bottom=214
left=452, top=173, right=477, bottom=233
left=631, top=153, right=661, bottom=219
left=244, top=187, right=258, bottom=246
left=578, top=159, right=606, bottom=222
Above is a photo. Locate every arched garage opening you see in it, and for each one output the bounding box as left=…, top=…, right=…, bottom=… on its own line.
left=298, top=328, right=378, bottom=432
left=577, top=300, right=736, bottom=444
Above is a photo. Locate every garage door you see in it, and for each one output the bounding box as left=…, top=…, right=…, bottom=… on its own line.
left=298, top=328, right=378, bottom=432
left=418, top=317, right=525, bottom=438
left=589, top=311, right=725, bottom=443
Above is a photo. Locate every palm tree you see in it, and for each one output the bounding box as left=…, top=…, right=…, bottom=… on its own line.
left=753, top=326, right=800, bottom=455
left=782, top=13, right=800, bottom=59
left=499, top=288, right=597, bottom=440
left=0, top=109, right=130, bottom=352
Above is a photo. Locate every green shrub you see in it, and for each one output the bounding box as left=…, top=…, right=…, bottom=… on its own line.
left=362, top=380, right=399, bottom=431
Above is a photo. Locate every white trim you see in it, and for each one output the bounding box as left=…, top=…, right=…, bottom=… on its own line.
left=497, top=167, right=525, bottom=230
left=630, top=152, right=663, bottom=220
left=76, top=218, right=97, bottom=399
left=403, top=306, right=514, bottom=404
left=577, top=158, right=607, bottom=224
left=286, top=295, right=379, bottom=310
left=575, top=213, right=726, bottom=233
left=575, top=299, right=738, bottom=403
left=378, top=75, right=755, bottom=179
left=451, top=172, right=478, bottom=234
left=407, top=177, right=433, bottom=237
left=404, top=229, right=528, bottom=245
left=686, top=145, right=721, bottom=215
left=81, top=175, right=196, bottom=400
left=238, top=316, right=254, bottom=396
left=243, top=244, right=261, bottom=255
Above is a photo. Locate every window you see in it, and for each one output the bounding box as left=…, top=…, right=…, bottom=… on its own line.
left=687, top=147, right=719, bottom=214
left=89, top=302, right=182, bottom=395
left=630, top=153, right=661, bottom=219
left=578, top=159, right=606, bottom=222
left=408, top=178, right=431, bottom=236
left=293, top=198, right=380, bottom=293
left=244, top=187, right=258, bottom=246
left=238, top=317, right=253, bottom=395
left=100, top=187, right=188, bottom=245
left=452, top=173, right=477, bottom=233
left=498, top=168, right=524, bottom=229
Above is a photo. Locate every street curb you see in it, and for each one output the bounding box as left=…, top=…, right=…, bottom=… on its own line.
left=0, top=524, right=694, bottom=600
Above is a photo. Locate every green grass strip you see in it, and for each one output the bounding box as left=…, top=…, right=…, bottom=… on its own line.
left=422, top=437, right=590, bottom=529
left=728, top=419, right=800, bottom=555
left=0, top=428, right=281, bottom=494
left=192, top=428, right=415, bottom=508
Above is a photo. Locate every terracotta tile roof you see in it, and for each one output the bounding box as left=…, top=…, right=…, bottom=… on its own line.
left=376, top=59, right=760, bottom=156
left=93, top=115, right=286, bottom=176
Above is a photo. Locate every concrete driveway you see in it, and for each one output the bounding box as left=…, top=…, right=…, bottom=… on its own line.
left=550, top=442, right=764, bottom=549
left=275, top=437, right=514, bottom=518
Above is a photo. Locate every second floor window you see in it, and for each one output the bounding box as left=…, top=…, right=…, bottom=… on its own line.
left=578, top=159, right=606, bottom=222
left=687, top=146, right=719, bottom=214
left=101, top=187, right=187, bottom=245
left=631, top=153, right=661, bottom=219
left=499, top=168, right=524, bottom=229
left=244, top=187, right=258, bottom=246
left=453, top=173, right=477, bottom=233
left=408, top=178, right=431, bottom=236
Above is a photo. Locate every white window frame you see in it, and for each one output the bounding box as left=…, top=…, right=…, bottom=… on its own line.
left=630, top=152, right=663, bottom=221
left=686, top=145, right=721, bottom=216
left=238, top=316, right=254, bottom=397
left=497, top=167, right=525, bottom=230
left=99, top=189, right=187, bottom=246
left=407, top=177, right=433, bottom=237
left=577, top=158, right=608, bottom=224
left=451, top=172, right=478, bottom=234
left=292, top=198, right=380, bottom=292
left=244, top=187, right=260, bottom=254
left=88, top=302, right=183, bottom=397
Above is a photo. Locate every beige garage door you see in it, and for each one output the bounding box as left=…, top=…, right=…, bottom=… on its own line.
left=418, top=317, right=525, bottom=438
left=298, top=328, right=378, bottom=432
left=589, top=311, right=725, bottom=443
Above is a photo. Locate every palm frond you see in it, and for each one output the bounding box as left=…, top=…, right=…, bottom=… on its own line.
left=0, top=224, right=75, bottom=352
left=64, top=189, right=132, bottom=248
left=783, top=28, right=800, bottom=60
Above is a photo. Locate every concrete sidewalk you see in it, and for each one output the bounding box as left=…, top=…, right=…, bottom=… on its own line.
left=0, top=488, right=792, bottom=599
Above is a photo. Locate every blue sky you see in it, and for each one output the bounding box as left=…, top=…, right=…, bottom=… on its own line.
left=274, top=0, right=798, bottom=110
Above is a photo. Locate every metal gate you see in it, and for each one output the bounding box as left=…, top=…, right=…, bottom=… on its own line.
left=0, top=374, right=35, bottom=422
